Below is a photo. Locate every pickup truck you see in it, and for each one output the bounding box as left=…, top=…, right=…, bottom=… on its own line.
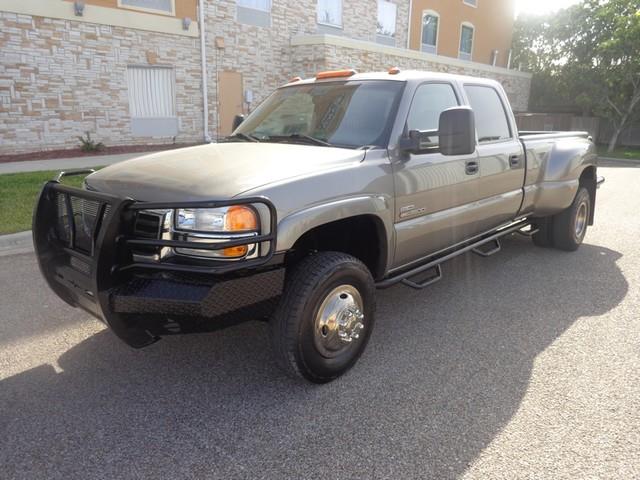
left=33, top=69, right=603, bottom=383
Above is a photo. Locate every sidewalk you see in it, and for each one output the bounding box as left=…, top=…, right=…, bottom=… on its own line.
left=0, top=152, right=146, bottom=174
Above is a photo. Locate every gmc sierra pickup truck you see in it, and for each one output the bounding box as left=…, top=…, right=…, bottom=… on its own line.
left=34, top=69, right=603, bottom=383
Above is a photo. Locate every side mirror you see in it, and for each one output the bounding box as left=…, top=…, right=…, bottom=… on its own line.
left=438, top=107, right=476, bottom=156
left=232, top=114, right=245, bottom=131
left=398, top=129, right=439, bottom=154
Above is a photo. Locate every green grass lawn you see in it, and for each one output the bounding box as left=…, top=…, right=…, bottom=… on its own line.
left=0, top=170, right=97, bottom=235
left=597, top=145, right=640, bottom=160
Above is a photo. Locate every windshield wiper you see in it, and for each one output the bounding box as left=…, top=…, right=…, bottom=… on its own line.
left=223, top=132, right=260, bottom=143
left=266, top=134, right=333, bottom=147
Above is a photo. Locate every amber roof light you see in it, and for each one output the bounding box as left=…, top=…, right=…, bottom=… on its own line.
left=388, top=66, right=401, bottom=75
left=315, top=69, right=357, bottom=80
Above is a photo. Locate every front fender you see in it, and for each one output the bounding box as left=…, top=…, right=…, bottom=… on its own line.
left=276, top=195, right=395, bottom=270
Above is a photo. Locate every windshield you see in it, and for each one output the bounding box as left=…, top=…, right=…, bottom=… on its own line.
left=234, top=80, right=404, bottom=148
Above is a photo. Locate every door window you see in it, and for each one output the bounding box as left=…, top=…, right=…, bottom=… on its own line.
left=463, top=85, right=511, bottom=143
left=406, top=83, right=459, bottom=148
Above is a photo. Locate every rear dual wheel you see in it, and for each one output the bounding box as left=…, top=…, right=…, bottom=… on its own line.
left=270, top=252, right=376, bottom=383
left=532, top=187, right=591, bottom=251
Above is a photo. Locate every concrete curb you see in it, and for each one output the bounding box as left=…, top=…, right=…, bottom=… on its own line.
left=0, top=230, right=34, bottom=257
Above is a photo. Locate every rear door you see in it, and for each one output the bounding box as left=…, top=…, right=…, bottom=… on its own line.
left=462, top=84, right=525, bottom=232
left=393, top=82, right=482, bottom=268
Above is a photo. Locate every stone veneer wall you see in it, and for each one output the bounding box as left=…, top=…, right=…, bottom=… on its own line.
left=202, top=0, right=410, bottom=136
left=289, top=37, right=532, bottom=112
left=0, top=11, right=203, bottom=155
left=0, top=0, right=530, bottom=154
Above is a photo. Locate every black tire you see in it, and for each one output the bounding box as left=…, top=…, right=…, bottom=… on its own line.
left=552, top=187, right=591, bottom=251
left=532, top=216, right=554, bottom=248
left=270, top=251, right=376, bottom=383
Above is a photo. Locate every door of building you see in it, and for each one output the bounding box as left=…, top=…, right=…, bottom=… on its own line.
left=218, top=70, right=244, bottom=137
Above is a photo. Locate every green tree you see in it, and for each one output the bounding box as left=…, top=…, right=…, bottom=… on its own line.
left=513, top=0, right=640, bottom=152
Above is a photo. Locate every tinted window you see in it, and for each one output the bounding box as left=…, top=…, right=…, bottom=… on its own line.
left=464, top=85, right=511, bottom=142
left=406, top=83, right=458, bottom=143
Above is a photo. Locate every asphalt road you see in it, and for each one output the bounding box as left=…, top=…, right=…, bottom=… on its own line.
left=1, top=163, right=638, bottom=480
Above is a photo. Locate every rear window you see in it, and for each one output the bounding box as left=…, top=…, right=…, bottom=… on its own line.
left=463, top=85, right=511, bottom=143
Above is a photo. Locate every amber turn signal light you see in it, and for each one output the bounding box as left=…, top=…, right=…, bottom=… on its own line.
left=315, top=69, right=357, bottom=80
left=224, top=205, right=258, bottom=232
left=223, top=245, right=249, bottom=257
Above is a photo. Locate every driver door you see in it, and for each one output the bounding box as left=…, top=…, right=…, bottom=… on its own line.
left=393, top=82, right=482, bottom=268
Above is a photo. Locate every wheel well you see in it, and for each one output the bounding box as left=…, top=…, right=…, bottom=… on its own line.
left=286, top=215, right=387, bottom=280
left=579, top=166, right=597, bottom=225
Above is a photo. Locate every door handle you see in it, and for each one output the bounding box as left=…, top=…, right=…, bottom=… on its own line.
left=465, top=161, right=479, bottom=175
left=509, top=155, right=521, bottom=167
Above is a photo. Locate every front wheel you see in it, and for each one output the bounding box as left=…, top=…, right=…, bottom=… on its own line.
left=270, top=252, right=376, bottom=383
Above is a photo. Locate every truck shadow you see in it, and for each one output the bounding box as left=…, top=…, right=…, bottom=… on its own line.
left=0, top=238, right=628, bottom=479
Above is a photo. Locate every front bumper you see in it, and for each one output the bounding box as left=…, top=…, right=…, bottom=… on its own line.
left=33, top=178, right=282, bottom=348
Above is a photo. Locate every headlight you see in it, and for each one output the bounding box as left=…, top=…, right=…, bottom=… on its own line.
left=175, top=206, right=257, bottom=233
left=174, top=206, right=258, bottom=259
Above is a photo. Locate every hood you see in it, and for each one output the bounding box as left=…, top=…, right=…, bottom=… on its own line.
left=85, top=143, right=365, bottom=201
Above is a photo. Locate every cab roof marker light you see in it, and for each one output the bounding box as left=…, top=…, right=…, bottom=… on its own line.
left=289, top=76, right=302, bottom=83
left=315, top=69, right=357, bottom=80
left=388, top=66, right=401, bottom=75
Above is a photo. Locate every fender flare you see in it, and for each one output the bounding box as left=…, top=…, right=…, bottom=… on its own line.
left=276, top=195, right=395, bottom=272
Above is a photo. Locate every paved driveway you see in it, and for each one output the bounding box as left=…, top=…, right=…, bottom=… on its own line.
left=1, top=164, right=638, bottom=479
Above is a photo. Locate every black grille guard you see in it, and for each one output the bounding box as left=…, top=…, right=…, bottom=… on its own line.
left=33, top=178, right=278, bottom=347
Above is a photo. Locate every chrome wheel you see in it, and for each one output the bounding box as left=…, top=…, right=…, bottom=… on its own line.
left=314, top=284, right=364, bottom=358
left=575, top=201, right=588, bottom=238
